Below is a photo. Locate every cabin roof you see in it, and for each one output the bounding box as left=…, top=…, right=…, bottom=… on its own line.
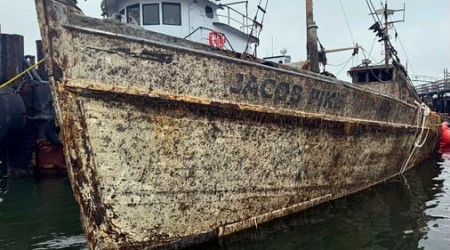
left=103, top=0, right=223, bottom=11
left=348, top=64, right=394, bottom=73
left=197, top=0, right=223, bottom=10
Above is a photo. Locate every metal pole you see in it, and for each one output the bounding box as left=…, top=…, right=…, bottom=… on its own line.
left=384, top=1, right=389, bottom=65
left=306, top=0, right=320, bottom=73
left=246, top=1, right=249, bottom=34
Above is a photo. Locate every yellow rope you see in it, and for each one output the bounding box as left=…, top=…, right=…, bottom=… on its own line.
left=0, top=58, right=45, bottom=89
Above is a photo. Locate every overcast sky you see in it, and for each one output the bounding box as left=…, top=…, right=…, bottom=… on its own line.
left=0, top=0, right=448, bottom=82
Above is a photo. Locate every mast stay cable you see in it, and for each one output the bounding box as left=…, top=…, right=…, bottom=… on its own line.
left=338, top=0, right=355, bottom=46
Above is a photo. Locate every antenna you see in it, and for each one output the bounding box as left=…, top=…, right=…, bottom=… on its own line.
left=369, top=1, right=406, bottom=65
left=271, top=36, right=273, bottom=56
left=372, top=3, right=406, bottom=24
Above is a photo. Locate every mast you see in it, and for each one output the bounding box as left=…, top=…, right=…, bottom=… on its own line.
left=370, top=1, right=405, bottom=66
left=383, top=1, right=389, bottom=65
left=306, top=0, right=319, bottom=73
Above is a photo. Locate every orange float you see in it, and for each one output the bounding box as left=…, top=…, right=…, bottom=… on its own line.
left=208, top=31, right=224, bottom=49
left=441, top=122, right=450, bottom=144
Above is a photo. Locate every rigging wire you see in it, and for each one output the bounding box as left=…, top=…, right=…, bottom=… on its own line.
left=366, top=0, right=381, bottom=24
left=360, top=47, right=380, bottom=64
left=336, top=56, right=354, bottom=77
left=338, top=0, right=355, bottom=45
left=365, top=0, right=386, bottom=64
left=360, top=0, right=418, bottom=97
left=360, top=47, right=368, bottom=59
left=365, top=0, right=405, bottom=70
left=392, top=25, right=416, bottom=76
left=327, top=55, right=354, bottom=67
left=368, top=36, right=377, bottom=58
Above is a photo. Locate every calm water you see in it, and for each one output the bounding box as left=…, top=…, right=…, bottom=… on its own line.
left=0, top=177, right=86, bottom=250
left=1, top=151, right=450, bottom=250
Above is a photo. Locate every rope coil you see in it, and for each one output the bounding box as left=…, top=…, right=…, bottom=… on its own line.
left=399, top=102, right=431, bottom=174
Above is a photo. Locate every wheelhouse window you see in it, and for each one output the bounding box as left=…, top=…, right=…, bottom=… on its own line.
left=127, top=4, right=140, bottom=25
left=143, top=3, right=160, bottom=25
left=357, top=72, right=366, bottom=83
left=205, top=6, right=214, bottom=18
left=353, top=68, right=393, bottom=83
left=162, top=2, right=181, bottom=25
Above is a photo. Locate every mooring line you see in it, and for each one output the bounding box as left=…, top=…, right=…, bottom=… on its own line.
left=0, top=59, right=45, bottom=89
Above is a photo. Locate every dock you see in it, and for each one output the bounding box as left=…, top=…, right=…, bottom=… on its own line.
left=416, top=77, right=450, bottom=116
left=0, top=31, right=65, bottom=177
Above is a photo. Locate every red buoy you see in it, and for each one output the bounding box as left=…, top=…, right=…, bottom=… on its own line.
left=442, top=122, right=448, bottom=132
left=442, top=126, right=450, bottom=145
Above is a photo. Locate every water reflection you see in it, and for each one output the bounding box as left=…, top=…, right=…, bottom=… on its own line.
left=419, top=148, right=450, bottom=249
left=0, top=153, right=449, bottom=249
left=0, top=177, right=86, bottom=250
left=195, top=156, right=446, bottom=250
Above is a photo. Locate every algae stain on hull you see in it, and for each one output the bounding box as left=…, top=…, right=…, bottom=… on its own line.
left=34, top=0, right=440, bottom=248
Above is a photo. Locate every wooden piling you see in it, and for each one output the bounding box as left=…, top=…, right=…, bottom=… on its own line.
left=0, top=34, right=24, bottom=84
left=36, top=40, right=47, bottom=81
left=0, top=32, right=2, bottom=82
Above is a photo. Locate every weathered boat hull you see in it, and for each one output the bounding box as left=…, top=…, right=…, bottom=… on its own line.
left=35, top=0, right=440, bottom=249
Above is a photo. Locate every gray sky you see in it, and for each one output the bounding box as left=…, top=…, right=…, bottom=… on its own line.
left=0, top=0, right=448, bottom=81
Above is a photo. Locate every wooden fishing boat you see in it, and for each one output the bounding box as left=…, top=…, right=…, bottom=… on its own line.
left=35, top=0, right=440, bottom=249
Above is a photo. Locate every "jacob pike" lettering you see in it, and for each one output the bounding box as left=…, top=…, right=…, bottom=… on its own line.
left=229, top=74, right=344, bottom=109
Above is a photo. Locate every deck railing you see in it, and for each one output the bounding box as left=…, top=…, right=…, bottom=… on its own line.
left=216, top=1, right=253, bottom=35
left=415, top=79, right=450, bottom=96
